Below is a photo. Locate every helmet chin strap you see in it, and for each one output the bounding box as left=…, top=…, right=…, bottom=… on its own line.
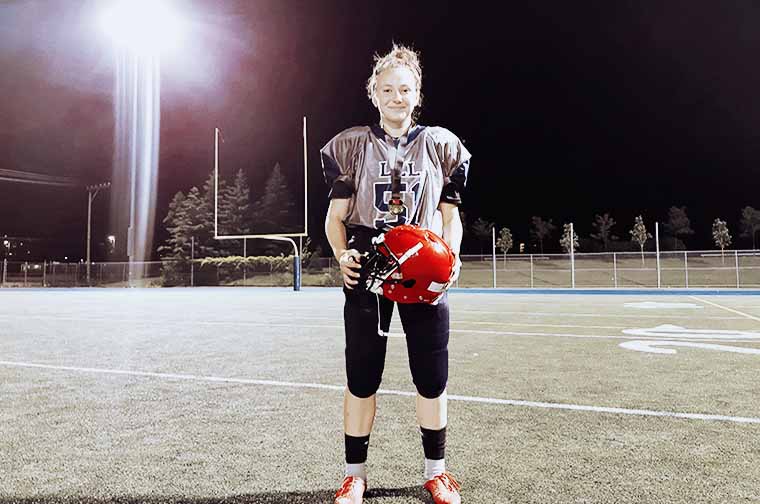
left=388, top=166, right=404, bottom=216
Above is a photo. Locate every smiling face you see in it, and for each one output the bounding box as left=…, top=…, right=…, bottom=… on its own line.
left=373, top=66, right=420, bottom=131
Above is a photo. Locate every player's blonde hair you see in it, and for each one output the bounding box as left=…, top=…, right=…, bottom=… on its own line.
left=366, top=43, right=423, bottom=111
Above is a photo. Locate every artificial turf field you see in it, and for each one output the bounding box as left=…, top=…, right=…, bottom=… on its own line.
left=1, top=287, right=759, bottom=503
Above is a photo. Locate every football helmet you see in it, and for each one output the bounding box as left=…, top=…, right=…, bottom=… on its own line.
left=364, top=224, right=455, bottom=304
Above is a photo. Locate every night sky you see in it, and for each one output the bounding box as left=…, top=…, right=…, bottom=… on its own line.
left=3, top=0, right=760, bottom=260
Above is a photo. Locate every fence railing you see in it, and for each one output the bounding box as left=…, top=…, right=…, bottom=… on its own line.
left=459, top=249, right=760, bottom=289
left=2, top=249, right=759, bottom=289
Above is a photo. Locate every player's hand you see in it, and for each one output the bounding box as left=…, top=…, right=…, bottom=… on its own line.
left=449, top=254, right=462, bottom=285
left=338, top=249, right=363, bottom=289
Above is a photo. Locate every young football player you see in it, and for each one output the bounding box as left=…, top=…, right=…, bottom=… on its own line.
left=322, top=43, right=470, bottom=504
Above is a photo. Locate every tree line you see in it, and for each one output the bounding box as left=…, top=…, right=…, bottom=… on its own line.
left=160, top=169, right=760, bottom=262
left=159, top=164, right=299, bottom=261
left=465, top=205, right=760, bottom=257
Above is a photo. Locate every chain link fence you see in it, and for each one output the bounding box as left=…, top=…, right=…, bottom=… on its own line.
left=2, top=249, right=759, bottom=289
left=0, top=258, right=342, bottom=288
left=459, top=250, right=760, bottom=288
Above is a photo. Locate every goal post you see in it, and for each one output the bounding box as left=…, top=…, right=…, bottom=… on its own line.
left=212, top=117, right=309, bottom=291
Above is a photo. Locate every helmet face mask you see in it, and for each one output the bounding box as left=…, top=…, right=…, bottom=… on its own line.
left=364, top=237, right=400, bottom=295
left=362, top=225, right=455, bottom=304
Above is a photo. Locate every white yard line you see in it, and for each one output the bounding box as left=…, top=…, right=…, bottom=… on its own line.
left=0, top=315, right=755, bottom=343
left=0, top=313, right=627, bottom=331
left=462, top=310, right=743, bottom=320
left=452, top=321, right=627, bottom=330
left=1, top=360, right=758, bottom=425
left=689, top=296, right=760, bottom=323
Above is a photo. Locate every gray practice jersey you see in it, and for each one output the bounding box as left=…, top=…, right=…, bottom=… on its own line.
left=320, top=124, right=471, bottom=234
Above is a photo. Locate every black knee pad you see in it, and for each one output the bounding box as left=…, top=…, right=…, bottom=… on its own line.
left=409, top=347, right=448, bottom=399
left=345, top=337, right=386, bottom=398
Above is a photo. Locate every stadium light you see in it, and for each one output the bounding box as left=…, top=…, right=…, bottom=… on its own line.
left=98, top=0, right=185, bottom=56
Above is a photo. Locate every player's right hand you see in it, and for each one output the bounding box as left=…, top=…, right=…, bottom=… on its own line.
left=338, top=249, right=363, bottom=289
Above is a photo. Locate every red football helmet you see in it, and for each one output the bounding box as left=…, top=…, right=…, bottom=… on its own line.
left=364, top=224, right=456, bottom=304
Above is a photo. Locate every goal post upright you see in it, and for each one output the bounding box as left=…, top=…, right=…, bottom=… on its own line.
left=212, top=117, right=310, bottom=291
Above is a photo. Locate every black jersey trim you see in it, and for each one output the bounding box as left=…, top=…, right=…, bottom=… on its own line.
left=329, top=180, right=354, bottom=199
left=370, top=124, right=426, bottom=144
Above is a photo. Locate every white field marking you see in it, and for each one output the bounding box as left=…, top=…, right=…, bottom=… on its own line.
left=0, top=314, right=751, bottom=344
left=2, top=360, right=758, bottom=425
left=4, top=310, right=743, bottom=324
left=449, top=327, right=755, bottom=343
left=0, top=313, right=625, bottom=330
left=460, top=310, right=743, bottom=320
left=624, top=302, right=702, bottom=310
left=620, top=340, right=760, bottom=355
left=622, top=325, right=760, bottom=340
left=689, top=296, right=760, bottom=323
left=451, top=321, right=627, bottom=330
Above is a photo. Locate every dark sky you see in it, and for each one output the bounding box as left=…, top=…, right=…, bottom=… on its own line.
left=3, top=0, right=760, bottom=259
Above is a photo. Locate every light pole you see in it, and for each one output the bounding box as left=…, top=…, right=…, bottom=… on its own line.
left=86, top=182, right=111, bottom=285
left=98, top=1, right=185, bottom=283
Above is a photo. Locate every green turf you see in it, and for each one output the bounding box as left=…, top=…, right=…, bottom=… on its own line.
left=1, top=289, right=759, bottom=503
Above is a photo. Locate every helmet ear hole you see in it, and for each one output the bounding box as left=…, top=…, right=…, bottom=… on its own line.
left=401, top=279, right=416, bottom=288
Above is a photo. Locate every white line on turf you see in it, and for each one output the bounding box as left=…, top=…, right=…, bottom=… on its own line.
left=1, top=360, right=758, bottom=425
left=0, top=313, right=629, bottom=331
left=0, top=315, right=755, bottom=343
left=461, top=310, right=743, bottom=320
left=689, top=296, right=760, bottom=323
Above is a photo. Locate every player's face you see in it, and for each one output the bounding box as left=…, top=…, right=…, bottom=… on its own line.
left=373, top=66, right=419, bottom=128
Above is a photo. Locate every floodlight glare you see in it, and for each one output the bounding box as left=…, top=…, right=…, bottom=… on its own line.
left=99, top=0, right=184, bottom=56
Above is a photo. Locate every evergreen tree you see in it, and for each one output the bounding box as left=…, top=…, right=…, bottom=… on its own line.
left=629, top=215, right=652, bottom=266
left=220, top=169, right=251, bottom=235
left=198, top=172, right=229, bottom=257
left=158, top=191, right=189, bottom=260
left=251, top=162, right=296, bottom=236
left=217, top=169, right=251, bottom=255
left=186, top=184, right=218, bottom=258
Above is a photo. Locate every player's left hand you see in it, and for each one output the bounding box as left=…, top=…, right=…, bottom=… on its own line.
left=449, top=254, right=462, bottom=285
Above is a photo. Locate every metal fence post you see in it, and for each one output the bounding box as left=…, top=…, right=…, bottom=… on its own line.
left=735, top=250, right=740, bottom=288
left=655, top=222, right=661, bottom=288
left=684, top=251, right=689, bottom=288
left=243, top=238, right=247, bottom=285
left=43, top=261, right=47, bottom=287
left=570, top=223, right=576, bottom=288
left=491, top=227, right=496, bottom=288
left=24, top=262, right=28, bottom=287
left=1, top=259, right=6, bottom=286
left=190, top=236, right=195, bottom=287
left=530, top=254, right=534, bottom=288
left=613, top=252, right=618, bottom=288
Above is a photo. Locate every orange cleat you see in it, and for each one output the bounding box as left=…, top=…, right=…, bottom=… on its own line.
left=334, top=475, right=366, bottom=504
left=423, top=471, right=461, bottom=504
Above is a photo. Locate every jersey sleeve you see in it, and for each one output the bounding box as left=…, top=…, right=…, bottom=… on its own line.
left=431, top=128, right=472, bottom=206
left=320, top=128, right=367, bottom=199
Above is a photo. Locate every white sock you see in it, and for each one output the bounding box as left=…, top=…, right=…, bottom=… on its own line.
left=424, top=458, right=445, bottom=481
left=345, top=462, right=367, bottom=482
